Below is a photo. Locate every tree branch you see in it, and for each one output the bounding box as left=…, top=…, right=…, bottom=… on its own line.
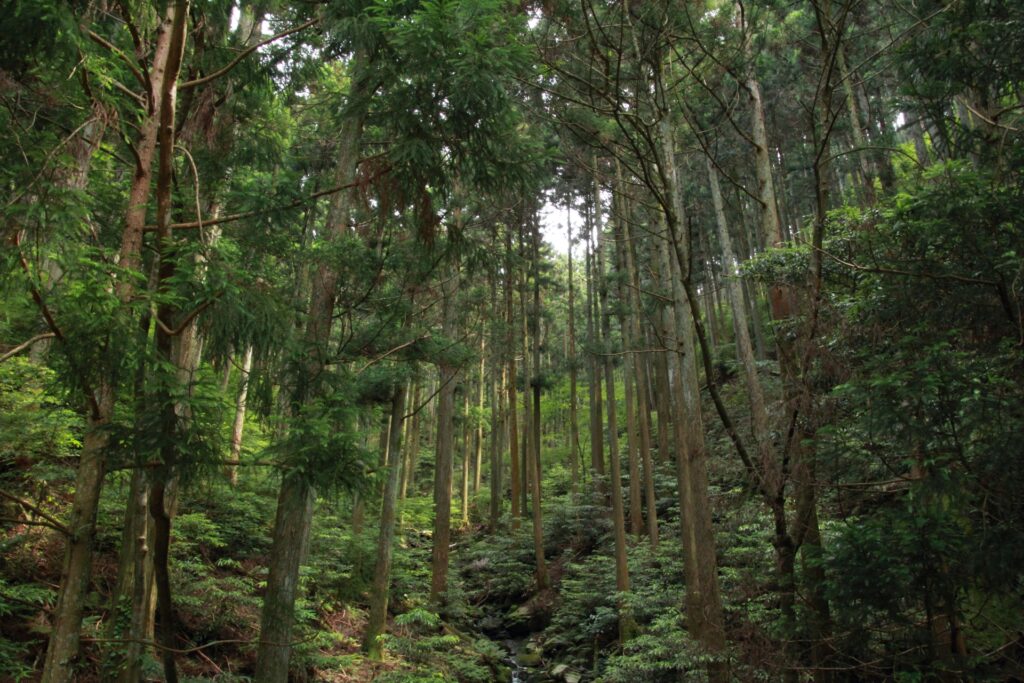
left=85, top=29, right=148, bottom=90
left=0, top=489, right=70, bottom=536
left=0, top=333, right=56, bottom=363
left=179, top=17, right=320, bottom=90
left=144, top=163, right=390, bottom=232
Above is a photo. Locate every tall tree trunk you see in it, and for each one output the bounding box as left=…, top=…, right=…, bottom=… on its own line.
left=528, top=214, right=549, bottom=590
left=362, top=382, right=408, bottom=659
left=505, top=228, right=522, bottom=529
left=255, top=47, right=372, bottom=683
left=519, top=254, right=531, bottom=522
left=586, top=199, right=605, bottom=480
left=141, top=4, right=191, bottom=679
left=612, top=192, right=643, bottom=540
left=488, top=269, right=504, bottom=531
left=619, top=185, right=658, bottom=546
left=837, top=47, right=876, bottom=204
left=460, top=389, right=472, bottom=527
left=430, top=274, right=459, bottom=604
left=707, top=157, right=774, bottom=492
left=254, top=475, right=315, bottom=683
left=473, top=339, right=485, bottom=496
left=659, top=116, right=728, bottom=680
left=40, top=399, right=113, bottom=683
left=227, top=344, right=255, bottom=485
left=40, top=6, right=183, bottom=679
left=400, top=382, right=421, bottom=504
left=567, top=210, right=581, bottom=496
left=597, top=186, right=635, bottom=642
left=650, top=322, right=673, bottom=465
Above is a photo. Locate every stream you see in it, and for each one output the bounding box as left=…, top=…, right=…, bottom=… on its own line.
left=481, top=603, right=579, bottom=682
left=504, top=638, right=530, bottom=682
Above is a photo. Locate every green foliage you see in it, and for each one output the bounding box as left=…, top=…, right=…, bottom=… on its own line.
left=169, top=512, right=261, bottom=640
left=0, top=577, right=48, bottom=682
left=0, top=357, right=81, bottom=488
left=379, top=605, right=497, bottom=683
left=461, top=528, right=536, bottom=607
left=599, top=611, right=716, bottom=683
left=268, top=391, right=371, bottom=493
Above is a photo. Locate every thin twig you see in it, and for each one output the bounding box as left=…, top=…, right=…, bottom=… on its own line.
left=0, top=332, right=56, bottom=363
left=0, top=489, right=70, bottom=536
left=179, top=17, right=320, bottom=90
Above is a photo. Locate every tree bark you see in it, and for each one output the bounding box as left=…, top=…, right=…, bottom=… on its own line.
left=137, top=4, right=191, bottom=680
left=255, top=46, right=371, bottom=683
left=430, top=279, right=459, bottom=604
left=488, top=269, right=503, bottom=531
left=39, top=6, right=184, bottom=679
left=40, top=401, right=112, bottom=683
left=505, top=229, right=522, bottom=530
left=707, top=157, right=774, bottom=490
left=227, top=345, right=255, bottom=485
left=255, top=475, right=315, bottom=683
left=618, top=182, right=659, bottom=546
left=586, top=195, right=605, bottom=481
left=529, top=214, right=549, bottom=590
left=460, top=389, right=472, bottom=527
left=659, top=115, right=727, bottom=679
left=596, top=186, right=635, bottom=642
left=612, top=191, right=643, bottom=540
left=362, top=382, right=408, bottom=658
left=567, top=210, right=581, bottom=496
left=399, top=382, right=421, bottom=504
left=473, top=339, right=485, bottom=496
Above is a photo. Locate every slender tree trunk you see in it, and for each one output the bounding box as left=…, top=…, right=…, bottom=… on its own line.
left=529, top=214, right=549, bottom=590
left=40, top=6, right=184, bottom=679
left=619, top=185, right=658, bottom=546
left=660, top=115, right=728, bottom=680
left=519, top=254, right=531, bottom=521
left=612, top=192, right=643, bottom=539
left=256, top=47, right=372, bottom=683
left=362, top=382, right=408, bottom=658
left=506, top=232, right=522, bottom=529
left=460, top=389, right=472, bottom=526
left=474, top=339, right=485, bottom=496
left=707, top=157, right=774, bottom=488
left=837, top=47, right=876, bottom=204
left=227, top=344, right=254, bottom=485
left=430, top=271, right=460, bottom=604
left=255, top=475, right=315, bottom=683
left=40, top=400, right=112, bottom=683
left=651, top=322, right=673, bottom=465
left=488, top=269, right=503, bottom=531
left=567, top=210, right=581, bottom=496
left=399, top=382, right=421, bottom=504
left=596, top=188, right=635, bottom=642
left=749, top=77, right=786, bottom=253
left=143, top=5, right=191, bottom=678
left=109, top=463, right=152, bottom=683
left=586, top=200, right=605, bottom=480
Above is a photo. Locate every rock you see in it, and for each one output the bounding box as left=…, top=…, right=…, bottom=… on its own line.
left=478, top=613, right=503, bottom=634
left=517, top=650, right=542, bottom=667
left=504, top=602, right=547, bottom=635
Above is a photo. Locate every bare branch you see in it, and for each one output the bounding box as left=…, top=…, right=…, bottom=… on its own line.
left=0, top=489, right=70, bottom=536
left=180, top=17, right=320, bottom=90
left=0, top=333, right=56, bottom=363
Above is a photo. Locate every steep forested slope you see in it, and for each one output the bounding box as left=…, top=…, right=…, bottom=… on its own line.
left=2, top=0, right=1022, bottom=681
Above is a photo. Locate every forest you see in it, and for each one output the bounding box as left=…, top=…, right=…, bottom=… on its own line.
left=1, top=0, right=1022, bottom=681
